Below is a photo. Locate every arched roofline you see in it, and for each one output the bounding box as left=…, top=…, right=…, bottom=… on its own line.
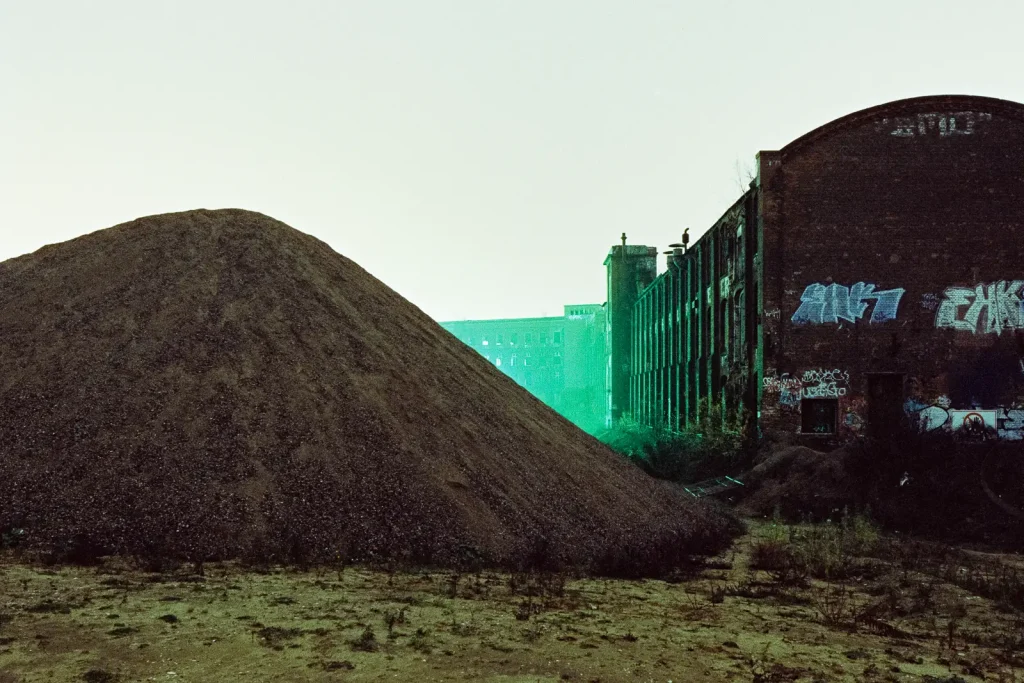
left=780, top=94, right=1024, bottom=159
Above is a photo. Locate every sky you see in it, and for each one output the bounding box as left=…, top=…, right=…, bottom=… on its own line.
left=3, top=1, right=1023, bottom=322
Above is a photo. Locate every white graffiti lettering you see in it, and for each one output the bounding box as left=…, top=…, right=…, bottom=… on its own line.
left=792, top=282, right=905, bottom=325
left=801, top=369, right=849, bottom=399
left=885, top=111, right=992, bottom=137
left=935, top=280, right=1024, bottom=334
left=762, top=374, right=802, bottom=392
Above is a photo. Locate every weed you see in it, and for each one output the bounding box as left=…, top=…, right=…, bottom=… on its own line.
left=383, top=608, right=407, bottom=636
left=255, top=626, right=303, bottom=650
left=351, top=625, right=379, bottom=652
left=515, top=598, right=541, bottom=621
left=409, top=627, right=432, bottom=653
left=813, top=582, right=856, bottom=629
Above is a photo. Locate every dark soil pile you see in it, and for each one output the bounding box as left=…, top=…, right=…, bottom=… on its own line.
left=0, top=209, right=740, bottom=574
left=737, top=433, right=1024, bottom=549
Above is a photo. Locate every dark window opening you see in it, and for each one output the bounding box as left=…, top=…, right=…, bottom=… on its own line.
left=801, top=398, right=838, bottom=434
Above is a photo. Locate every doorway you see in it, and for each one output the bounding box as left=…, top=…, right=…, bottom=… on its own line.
left=867, top=373, right=905, bottom=438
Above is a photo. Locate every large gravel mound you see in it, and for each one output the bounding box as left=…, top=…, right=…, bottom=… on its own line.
left=0, top=209, right=740, bottom=573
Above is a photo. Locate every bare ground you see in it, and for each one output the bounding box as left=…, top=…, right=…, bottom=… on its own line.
left=1, top=523, right=1021, bottom=683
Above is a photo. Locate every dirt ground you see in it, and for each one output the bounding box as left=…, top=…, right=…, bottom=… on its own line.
left=1, top=522, right=1021, bottom=683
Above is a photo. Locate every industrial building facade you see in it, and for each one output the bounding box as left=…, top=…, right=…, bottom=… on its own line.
left=619, top=95, right=1024, bottom=441
left=439, top=305, right=607, bottom=433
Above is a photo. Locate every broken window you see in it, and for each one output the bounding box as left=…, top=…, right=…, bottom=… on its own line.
left=801, top=399, right=838, bottom=435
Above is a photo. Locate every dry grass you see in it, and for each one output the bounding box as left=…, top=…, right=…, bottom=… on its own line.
left=0, top=524, right=1022, bottom=682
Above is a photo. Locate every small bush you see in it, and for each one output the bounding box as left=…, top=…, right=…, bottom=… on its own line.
left=751, top=511, right=880, bottom=584
left=813, top=582, right=857, bottom=628
left=600, top=401, right=751, bottom=483
left=351, top=625, right=378, bottom=652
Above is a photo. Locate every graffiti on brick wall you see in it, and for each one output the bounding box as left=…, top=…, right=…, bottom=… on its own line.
left=762, top=372, right=802, bottom=408
left=1000, top=409, right=1024, bottom=441
left=801, top=369, right=850, bottom=399
left=764, top=368, right=851, bottom=401
left=883, top=111, right=992, bottom=137
left=762, top=374, right=802, bottom=393
left=904, top=398, right=1024, bottom=440
left=792, top=282, right=905, bottom=325
left=950, top=409, right=999, bottom=432
left=935, top=280, right=1024, bottom=334
left=844, top=410, right=865, bottom=433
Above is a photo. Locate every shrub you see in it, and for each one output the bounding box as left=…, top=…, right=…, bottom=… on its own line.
left=351, top=625, right=379, bottom=652
left=751, top=511, right=880, bottom=583
left=601, top=400, right=751, bottom=483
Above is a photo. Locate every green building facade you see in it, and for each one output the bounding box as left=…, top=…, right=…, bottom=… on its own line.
left=440, top=305, right=607, bottom=434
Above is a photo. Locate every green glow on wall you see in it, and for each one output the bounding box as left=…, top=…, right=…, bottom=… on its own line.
left=440, top=305, right=608, bottom=434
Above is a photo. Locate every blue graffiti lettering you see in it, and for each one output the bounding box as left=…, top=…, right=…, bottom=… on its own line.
left=935, top=280, right=1024, bottom=335
left=792, top=282, right=905, bottom=325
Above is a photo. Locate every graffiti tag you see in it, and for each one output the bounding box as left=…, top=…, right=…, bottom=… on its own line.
left=762, top=374, right=802, bottom=393
left=801, top=369, right=850, bottom=399
left=763, top=372, right=802, bottom=408
left=792, top=282, right=905, bottom=325
left=935, top=280, right=1024, bottom=335
left=884, top=111, right=992, bottom=137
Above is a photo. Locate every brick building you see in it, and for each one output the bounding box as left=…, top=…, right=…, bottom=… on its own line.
left=620, top=95, right=1024, bottom=441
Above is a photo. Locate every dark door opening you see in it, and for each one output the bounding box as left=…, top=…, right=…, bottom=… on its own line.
left=867, top=373, right=905, bottom=438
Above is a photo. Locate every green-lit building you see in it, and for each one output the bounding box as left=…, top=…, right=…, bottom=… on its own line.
left=439, top=305, right=607, bottom=433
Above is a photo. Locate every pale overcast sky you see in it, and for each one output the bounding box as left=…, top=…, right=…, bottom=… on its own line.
left=3, top=1, right=1022, bottom=321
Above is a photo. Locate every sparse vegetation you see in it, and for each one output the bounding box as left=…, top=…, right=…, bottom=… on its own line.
left=1, top=523, right=1020, bottom=681
left=601, top=400, right=753, bottom=483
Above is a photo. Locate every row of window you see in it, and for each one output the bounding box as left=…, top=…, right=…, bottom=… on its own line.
left=483, top=352, right=563, bottom=368
left=470, top=331, right=563, bottom=347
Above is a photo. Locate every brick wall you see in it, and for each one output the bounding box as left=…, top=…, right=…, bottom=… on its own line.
left=760, top=96, right=1024, bottom=441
